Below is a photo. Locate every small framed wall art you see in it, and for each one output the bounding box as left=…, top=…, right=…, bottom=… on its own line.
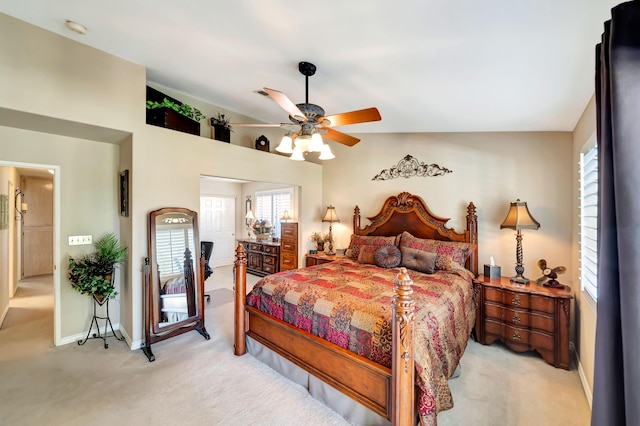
left=119, top=170, right=129, bottom=217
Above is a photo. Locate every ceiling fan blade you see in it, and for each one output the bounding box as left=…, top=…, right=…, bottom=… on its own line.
left=263, top=87, right=307, bottom=121
left=323, top=128, right=360, bottom=146
left=319, top=107, right=381, bottom=127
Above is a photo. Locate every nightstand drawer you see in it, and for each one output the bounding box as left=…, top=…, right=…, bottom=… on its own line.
left=530, top=330, right=555, bottom=352
left=531, top=295, right=555, bottom=314
left=484, top=303, right=531, bottom=327
left=484, top=288, right=530, bottom=309
left=530, top=312, right=555, bottom=333
left=505, top=324, right=530, bottom=345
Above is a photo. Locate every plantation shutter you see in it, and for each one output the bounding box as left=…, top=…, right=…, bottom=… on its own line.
left=255, top=189, right=293, bottom=237
left=155, top=226, right=195, bottom=277
left=580, top=145, right=598, bottom=300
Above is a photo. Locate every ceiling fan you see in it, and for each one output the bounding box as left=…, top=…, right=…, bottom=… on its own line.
left=231, top=61, right=381, bottom=160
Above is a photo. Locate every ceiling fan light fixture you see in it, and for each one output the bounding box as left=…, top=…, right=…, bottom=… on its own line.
left=276, top=134, right=293, bottom=154
left=318, top=144, right=335, bottom=160
left=290, top=147, right=305, bottom=161
left=294, top=134, right=311, bottom=152
left=308, top=133, right=323, bottom=152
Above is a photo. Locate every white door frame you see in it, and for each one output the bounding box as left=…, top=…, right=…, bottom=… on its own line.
left=0, top=160, right=60, bottom=345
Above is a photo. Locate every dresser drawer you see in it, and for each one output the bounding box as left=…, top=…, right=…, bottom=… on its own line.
left=280, top=253, right=298, bottom=269
left=263, top=263, right=277, bottom=274
left=263, top=254, right=278, bottom=266
left=249, top=243, right=262, bottom=251
left=264, top=245, right=279, bottom=255
left=281, top=241, right=296, bottom=252
left=282, top=227, right=297, bottom=238
left=484, top=288, right=530, bottom=309
left=531, top=295, right=555, bottom=314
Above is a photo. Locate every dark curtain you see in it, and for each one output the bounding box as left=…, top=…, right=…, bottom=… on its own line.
left=592, top=2, right=640, bottom=425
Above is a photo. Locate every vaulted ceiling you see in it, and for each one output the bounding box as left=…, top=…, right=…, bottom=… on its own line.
left=0, top=1, right=619, bottom=133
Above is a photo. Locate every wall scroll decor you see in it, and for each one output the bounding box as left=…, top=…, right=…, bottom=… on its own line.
left=372, top=154, right=452, bottom=181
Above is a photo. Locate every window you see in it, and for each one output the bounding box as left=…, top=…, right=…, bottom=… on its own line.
left=255, top=188, right=293, bottom=237
left=580, top=143, right=598, bottom=301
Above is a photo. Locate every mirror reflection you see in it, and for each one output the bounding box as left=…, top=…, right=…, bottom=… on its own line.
left=154, top=212, right=198, bottom=328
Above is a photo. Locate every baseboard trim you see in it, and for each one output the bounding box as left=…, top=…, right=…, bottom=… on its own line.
left=118, top=326, right=144, bottom=350
left=58, top=322, right=122, bottom=346
left=572, top=342, right=593, bottom=409
left=0, top=303, right=9, bottom=328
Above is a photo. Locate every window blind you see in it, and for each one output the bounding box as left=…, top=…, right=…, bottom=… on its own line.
left=255, top=189, right=293, bottom=237
left=580, top=145, right=598, bottom=301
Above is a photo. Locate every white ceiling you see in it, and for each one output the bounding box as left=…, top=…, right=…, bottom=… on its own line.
left=0, top=1, right=618, bottom=134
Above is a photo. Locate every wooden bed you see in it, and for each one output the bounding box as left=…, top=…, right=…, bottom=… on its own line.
left=233, top=192, right=478, bottom=425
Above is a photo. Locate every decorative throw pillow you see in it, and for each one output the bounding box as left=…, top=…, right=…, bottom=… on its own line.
left=374, top=244, right=402, bottom=268
left=346, top=234, right=397, bottom=259
left=435, top=254, right=453, bottom=271
left=357, top=245, right=379, bottom=265
left=400, top=246, right=437, bottom=274
left=399, top=231, right=474, bottom=265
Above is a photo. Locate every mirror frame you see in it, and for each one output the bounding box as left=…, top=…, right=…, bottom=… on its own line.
left=142, top=207, right=210, bottom=362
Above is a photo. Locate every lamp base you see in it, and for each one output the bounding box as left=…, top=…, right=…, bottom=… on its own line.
left=510, top=276, right=530, bottom=285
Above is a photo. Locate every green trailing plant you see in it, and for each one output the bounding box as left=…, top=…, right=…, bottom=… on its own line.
left=68, top=233, right=127, bottom=300
left=146, top=98, right=205, bottom=122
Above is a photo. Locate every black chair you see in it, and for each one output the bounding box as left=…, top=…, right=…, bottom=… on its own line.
left=201, top=241, right=214, bottom=303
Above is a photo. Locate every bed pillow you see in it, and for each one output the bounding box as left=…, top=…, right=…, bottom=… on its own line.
left=357, top=245, right=379, bottom=264
left=400, top=246, right=437, bottom=274
left=346, top=234, right=397, bottom=259
left=399, top=231, right=474, bottom=265
left=374, top=244, right=402, bottom=268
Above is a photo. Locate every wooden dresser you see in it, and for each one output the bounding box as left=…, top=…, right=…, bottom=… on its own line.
left=238, top=239, right=280, bottom=277
left=474, top=275, right=572, bottom=369
left=280, top=222, right=298, bottom=271
left=305, top=252, right=345, bottom=267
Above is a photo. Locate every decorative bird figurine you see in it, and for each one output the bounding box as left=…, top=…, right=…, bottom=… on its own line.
left=536, top=259, right=567, bottom=288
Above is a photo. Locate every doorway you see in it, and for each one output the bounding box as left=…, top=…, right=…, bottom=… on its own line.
left=0, top=162, right=57, bottom=346
left=200, top=196, right=236, bottom=267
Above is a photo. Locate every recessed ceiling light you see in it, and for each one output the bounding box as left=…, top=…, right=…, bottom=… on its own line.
left=65, top=20, right=87, bottom=35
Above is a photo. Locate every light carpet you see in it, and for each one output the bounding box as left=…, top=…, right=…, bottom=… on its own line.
left=0, top=268, right=591, bottom=425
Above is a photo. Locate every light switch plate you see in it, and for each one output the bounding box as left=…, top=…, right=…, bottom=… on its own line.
left=69, top=235, right=92, bottom=246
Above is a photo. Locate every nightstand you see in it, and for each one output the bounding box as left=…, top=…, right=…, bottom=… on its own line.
left=474, top=275, right=572, bottom=369
left=305, top=252, right=345, bottom=267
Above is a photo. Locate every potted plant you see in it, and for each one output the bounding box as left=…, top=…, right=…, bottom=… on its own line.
left=146, top=97, right=204, bottom=136
left=210, top=113, right=233, bottom=142
left=68, top=233, right=128, bottom=303
left=310, top=232, right=329, bottom=252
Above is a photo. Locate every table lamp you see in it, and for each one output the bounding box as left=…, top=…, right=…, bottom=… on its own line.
left=322, top=205, right=340, bottom=255
left=500, top=199, right=540, bottom=284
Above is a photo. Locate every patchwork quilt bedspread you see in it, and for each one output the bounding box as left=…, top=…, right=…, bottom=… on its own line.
left=246, top=258, right=476, bottom=425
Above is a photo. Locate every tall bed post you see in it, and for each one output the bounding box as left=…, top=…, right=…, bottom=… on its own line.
left=392, top=267, right=416, bottom=426
left=466, top=202, right=478, bottom=276
left=234, top=244, right=247, bottom=356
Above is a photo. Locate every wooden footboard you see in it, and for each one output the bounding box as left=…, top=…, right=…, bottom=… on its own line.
left=233, top=244, right=415, bottom=425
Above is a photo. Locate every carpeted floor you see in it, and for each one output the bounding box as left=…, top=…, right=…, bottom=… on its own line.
left=0, top=267, right=591, bottom=425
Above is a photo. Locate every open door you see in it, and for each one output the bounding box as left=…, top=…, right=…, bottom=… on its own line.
left=21, top=176, right=53, bottom=278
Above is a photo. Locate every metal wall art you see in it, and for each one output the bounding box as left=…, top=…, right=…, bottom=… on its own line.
left=372, top=155, right=452, bottom=181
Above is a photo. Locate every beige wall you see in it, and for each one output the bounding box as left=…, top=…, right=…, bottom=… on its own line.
left=572, top=95, right=597, bottom=402
left=323, top=131, right=574, bottom=285
left=0, top=13, right=322, bottom=347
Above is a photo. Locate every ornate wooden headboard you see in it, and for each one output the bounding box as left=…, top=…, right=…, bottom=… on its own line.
left=353, top=192, right=478, bottom=276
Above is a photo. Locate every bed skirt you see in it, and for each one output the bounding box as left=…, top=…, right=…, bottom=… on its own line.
left=247, top=336, right=390, bottom=426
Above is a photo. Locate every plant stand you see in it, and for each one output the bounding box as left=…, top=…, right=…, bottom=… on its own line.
left=77, top=295, right=125, bottom=349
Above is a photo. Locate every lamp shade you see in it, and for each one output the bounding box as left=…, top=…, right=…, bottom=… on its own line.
left=280, top=210, right=291, bottom=221
left=500, top=199, right=540, bottom=230
left=322, top=205, right=340, bottom=223
left=245, top=210, right=255, bottom=220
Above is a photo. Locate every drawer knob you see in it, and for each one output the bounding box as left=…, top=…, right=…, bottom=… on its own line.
left=512, top=312, right=521, bottom=324
left=511, top=295, right=521, bottom=306
left=512, top=331, right=521, bottom=341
